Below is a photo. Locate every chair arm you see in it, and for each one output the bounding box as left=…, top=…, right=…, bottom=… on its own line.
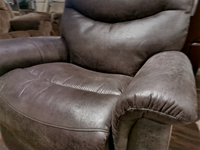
left=112, top=51, right=197, bottom=149
left=0, top=36, right=68, bottom=76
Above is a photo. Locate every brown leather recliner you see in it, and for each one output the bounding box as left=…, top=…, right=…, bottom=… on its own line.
left=0, top=0, right=198, bottom=150
left=0, top=0, right=54, bottom=39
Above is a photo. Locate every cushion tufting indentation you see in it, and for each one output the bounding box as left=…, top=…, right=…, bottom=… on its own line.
left=67, top=0, right=193, bottom=23
left=0, top=63, right=131, bottom=132
left=25, top=63, right=132, bottom=95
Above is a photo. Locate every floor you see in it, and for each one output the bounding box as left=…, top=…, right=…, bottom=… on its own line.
left=168, top=70, right=200, bottom=150
left=0, top=71, right=200, bottom=150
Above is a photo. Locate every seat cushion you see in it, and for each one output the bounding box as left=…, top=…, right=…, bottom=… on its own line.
left=0, top=63, right=132, bottom=150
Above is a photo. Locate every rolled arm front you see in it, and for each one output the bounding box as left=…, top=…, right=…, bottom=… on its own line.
left=112, top=51, right=198, bottom=149
left=0, top=36, right=68, bottom=76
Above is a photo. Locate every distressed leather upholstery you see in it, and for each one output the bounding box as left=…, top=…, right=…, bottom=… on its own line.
left=0, top=0, right=198, bottom=150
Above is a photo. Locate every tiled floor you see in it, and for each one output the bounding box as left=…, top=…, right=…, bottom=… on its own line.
left=0, top=71, right=200, bottom=150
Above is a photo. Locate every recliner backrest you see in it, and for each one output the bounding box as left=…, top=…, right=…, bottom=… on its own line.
left=61, top=0, right=194, bottom=76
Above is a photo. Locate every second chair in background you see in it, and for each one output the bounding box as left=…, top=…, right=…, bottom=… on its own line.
left=0, top=0, right=54, bottom=39
left=34, top=0, right=65, bottom=35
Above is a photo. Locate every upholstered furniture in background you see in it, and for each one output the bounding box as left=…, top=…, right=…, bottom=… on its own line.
left=0, top=0, right=198, bottom=150
left=31, top=0, right=65, bottom=35
left=50, top=0, right=65, bottom=35
left=0, top=0, right=53, bottom=39
left=182, top=0, right=200, bottom=74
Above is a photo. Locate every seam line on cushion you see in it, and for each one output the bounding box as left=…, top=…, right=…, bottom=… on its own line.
left=24, top=69, right=121, bottom=96
left=115, top=107, right=190, bottom=130
left=0, top=94, right=109, bottom=133
left=27, top=38, right=44, bottom=63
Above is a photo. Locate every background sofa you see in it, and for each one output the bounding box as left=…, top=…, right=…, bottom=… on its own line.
left=0, top=0, right=54, bottom=39
left=32, top=0, right=65, bottom=35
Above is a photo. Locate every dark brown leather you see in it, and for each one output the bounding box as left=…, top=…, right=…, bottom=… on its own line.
left=62, top=6, right=191, bottom=76
left=65, top=0, right=193, bottom=22
left=0, top=0, right=198, bottom=150
left=0, top=36, right=67, bottom=76
left=1, top=125, right=33, bottom=150
left=112, top=51, right=197, bottom=150
left=0, top=63, right=132, bottom=149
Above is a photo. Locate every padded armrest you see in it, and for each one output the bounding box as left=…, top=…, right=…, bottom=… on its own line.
left=0, top=36, right=68, bottom=76
left=112, top=51, right=197, bottom=149
left=113, top=51, right=197, bottom=125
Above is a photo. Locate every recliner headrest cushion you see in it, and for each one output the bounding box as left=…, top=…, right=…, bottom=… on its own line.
left=65, top=0, right=194, bottom=22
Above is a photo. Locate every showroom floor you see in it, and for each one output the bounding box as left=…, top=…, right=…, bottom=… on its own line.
left=0, top=71, right=200, bottom=150
left=168, top=70, right=200, bottom=150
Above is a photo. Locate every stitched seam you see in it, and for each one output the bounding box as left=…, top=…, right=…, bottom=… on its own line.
left=0, top=94, right=109, bottom=133
left=24, top=69, right=121, bottom=96
left=116, top=107, right=190, bottom=130
left=27, top=38, right=44, bottom=63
